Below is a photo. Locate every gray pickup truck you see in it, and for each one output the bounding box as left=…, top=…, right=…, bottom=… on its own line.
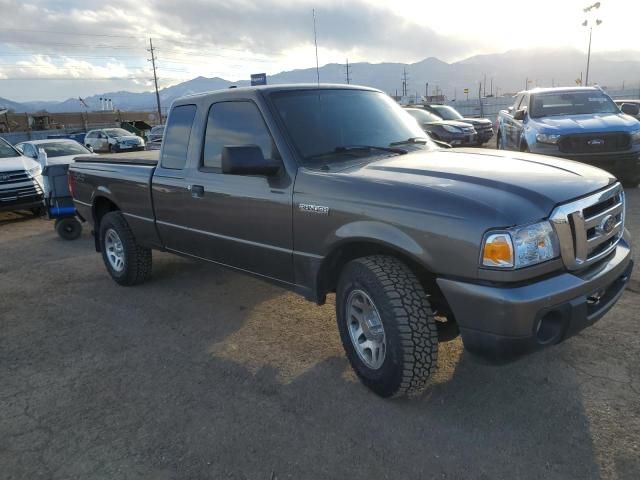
left=70, top=84, right=634, bottom=398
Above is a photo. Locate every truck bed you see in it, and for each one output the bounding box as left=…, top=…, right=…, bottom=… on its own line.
left=75, top=150, right=159, bottom=166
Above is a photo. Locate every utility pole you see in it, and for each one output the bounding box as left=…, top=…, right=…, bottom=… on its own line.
left=345, top=58, right=351, bottom=84
left=312, top=9, right=320, bottom=86
left=483, top=73, right=487, bottom=97
left=402, top=68, right=409, bottom=97
left=490, top=78, right=493, bottom=96
left=425, top=82, right=429, bottom=99
left=148, top=38, right=162, bottom=123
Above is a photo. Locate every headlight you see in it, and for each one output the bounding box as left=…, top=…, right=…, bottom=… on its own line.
left=442, top=125, right=462, bottom=133
left=27, top=165, right=42, bottom=177
left=631, top=129, right=640, bottom=144
left=481, top=221, right=559, bottom=269
left=536, top=133, right=561, bottom=145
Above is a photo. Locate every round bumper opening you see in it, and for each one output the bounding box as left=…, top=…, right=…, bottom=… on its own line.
left=535, top=310, right=564, bottom=345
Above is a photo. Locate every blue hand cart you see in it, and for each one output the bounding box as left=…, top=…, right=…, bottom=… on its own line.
left=42, top=163, right=83, bottom=240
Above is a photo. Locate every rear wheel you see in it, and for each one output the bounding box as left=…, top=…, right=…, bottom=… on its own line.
left=55, top=217, right=82, bottom=240
left=336, top=255, right=438, bottom=398
left=99, top=211, right=152, bottom=286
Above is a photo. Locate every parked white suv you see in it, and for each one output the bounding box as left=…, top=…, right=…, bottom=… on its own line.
left=0, top=137, right=44, bottom=213
left=84, top=128, right=145, bottom=153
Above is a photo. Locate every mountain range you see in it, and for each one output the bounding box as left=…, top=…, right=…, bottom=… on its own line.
left=2, top=48, right=639, bottom=114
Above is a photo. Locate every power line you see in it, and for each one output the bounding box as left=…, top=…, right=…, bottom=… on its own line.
left=0, top=28, right=145, bottom=39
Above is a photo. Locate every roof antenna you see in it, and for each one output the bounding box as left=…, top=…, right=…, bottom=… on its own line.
left=313, top=8, right=320, bottom=86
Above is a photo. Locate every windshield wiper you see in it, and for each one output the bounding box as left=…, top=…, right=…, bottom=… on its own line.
left=307, top=144, right=407, bottom=160
left=389, top=137, right=430, bottom=146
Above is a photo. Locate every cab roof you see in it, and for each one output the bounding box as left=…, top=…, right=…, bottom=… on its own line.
left=516, top=86, right=603, bottom=96
left=177, top=83, right=381, bottom=102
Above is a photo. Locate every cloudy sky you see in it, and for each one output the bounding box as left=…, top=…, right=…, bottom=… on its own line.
left=0, top=0, right=638, bottom=101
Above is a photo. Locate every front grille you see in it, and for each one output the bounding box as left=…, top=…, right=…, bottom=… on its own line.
left=0, top=182, right=42, bottom=203
left=550, top=183, right=624, bottom=270
left=558, top=132, right=630, bottom=154
left=0, top=170, right=31, bottom=184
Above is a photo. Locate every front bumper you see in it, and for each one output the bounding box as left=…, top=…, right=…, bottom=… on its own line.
left=436, top=236, right=633, bottom=358
left=443, top=132, right=478, bottom=147
left=529, top=145, right=640, bottom=177
left=0, top=195, right=43, bottom=212
left=476, top=128, right=494, bottom=144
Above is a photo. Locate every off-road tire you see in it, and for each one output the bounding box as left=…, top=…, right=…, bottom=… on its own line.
left=55, top=217, right=82, bottom=240
left=99, top=211, right=152, bottom=286
left=336, top=255, right=438, bottom=398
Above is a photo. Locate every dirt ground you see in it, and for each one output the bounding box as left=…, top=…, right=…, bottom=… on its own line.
left=1, top=187, right=639, bottom=480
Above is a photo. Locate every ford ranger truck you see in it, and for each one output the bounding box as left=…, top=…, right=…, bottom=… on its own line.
left=69, top=85, right=634, bottom=398
left=496, top=86, right=640, bottom=186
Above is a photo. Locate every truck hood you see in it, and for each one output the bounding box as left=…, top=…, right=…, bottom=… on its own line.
left=342, top=148, right=615, bottom=225
left=0, top=155, right=40, bottom=172
left=533, top=113, right=639, bottom=133
left=462, top=118, right=492, bottom=127
left=425, top=120, right=473, bottom=128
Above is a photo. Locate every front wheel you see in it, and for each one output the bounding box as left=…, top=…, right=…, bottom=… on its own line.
left=336, top=256, right=438, bottom=398
left=496, top=131, right=503, bottom=150
left=99, top=211, right=152, bottom=286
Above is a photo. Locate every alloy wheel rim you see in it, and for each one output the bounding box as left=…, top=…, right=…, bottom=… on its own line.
left=104, top=228, right=125, bottom=272
left=346, top=289, right=386, bottom=370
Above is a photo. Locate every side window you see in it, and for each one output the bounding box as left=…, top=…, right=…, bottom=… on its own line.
left=161, top=104, right=197, bottom=170
left=202, top=101, right=279, bottom=170
left=23, top=144, right=36, bottom=158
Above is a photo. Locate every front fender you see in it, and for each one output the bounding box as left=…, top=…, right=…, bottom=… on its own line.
left=332, top=220, right=428, bottom=262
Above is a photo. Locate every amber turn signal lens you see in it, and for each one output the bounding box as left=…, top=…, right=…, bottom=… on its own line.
left=482, top=234, right=514, bottom=267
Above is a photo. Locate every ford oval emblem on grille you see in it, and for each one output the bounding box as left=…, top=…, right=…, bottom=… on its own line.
left=588, top=138, right=605, bottom=146
left=598, top=214, right=616, bottom=234
left=0, top=174, right=9, bottom=181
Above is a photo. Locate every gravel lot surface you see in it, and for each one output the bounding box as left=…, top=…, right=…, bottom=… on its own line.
left=1, top=185, right=639, bottom=480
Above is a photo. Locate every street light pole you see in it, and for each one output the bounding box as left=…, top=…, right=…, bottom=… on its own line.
left=585, top=27, right=593, bottom=86
left=582, top=2, right=602, bottom=87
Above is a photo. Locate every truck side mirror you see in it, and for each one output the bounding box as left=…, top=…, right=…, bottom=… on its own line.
left=620, top=103, right=640, bottom=116
left=513, top=108, right=527, bottom=121
left=221, top=145, right=280, bottom=176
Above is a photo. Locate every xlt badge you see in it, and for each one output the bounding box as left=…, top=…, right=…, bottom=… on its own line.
left=299, top=203, right=330, bottom=215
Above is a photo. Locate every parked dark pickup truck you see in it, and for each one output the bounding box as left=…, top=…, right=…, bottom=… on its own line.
left=70, top=84, right=634, bottom=398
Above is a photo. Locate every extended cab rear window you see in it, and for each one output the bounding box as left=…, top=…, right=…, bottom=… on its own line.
left=161, top=104, right=197, bottom=169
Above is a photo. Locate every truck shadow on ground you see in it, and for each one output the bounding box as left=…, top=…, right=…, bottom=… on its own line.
left=3, top=227, right=631, bottom=479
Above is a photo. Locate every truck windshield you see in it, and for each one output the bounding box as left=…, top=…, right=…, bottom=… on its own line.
left=530, top=91, right=619, bottom=118
left=271, top=89, right=434, bottom=167
left=430, top=105, right=464, bottom=120
left=0, top=139, right=20, bottom=158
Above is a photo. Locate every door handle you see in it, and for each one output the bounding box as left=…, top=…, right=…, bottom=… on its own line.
left=189, top=184, right=205, bottom=198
